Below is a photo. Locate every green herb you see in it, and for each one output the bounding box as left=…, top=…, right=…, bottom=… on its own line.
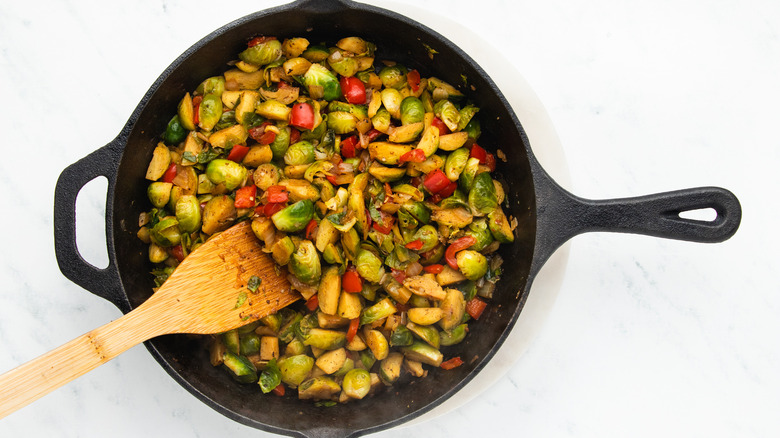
left=182, top=151, right=197, bottom=163
left=422, top=43, right=438, bottom=60
left=197, top=147, right=221, bottom=164
left=368, top=203, right=383, bottom=223
left=234, top=291, right=248, bottom=309
left=315, top=401, right=337, bottom=408
left=327, top=211, right=347, bottom=226
left=247, top=275, right=262, bottom=293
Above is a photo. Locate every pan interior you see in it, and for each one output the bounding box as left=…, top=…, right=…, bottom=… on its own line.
left=111, top=2, right=537, bottom=435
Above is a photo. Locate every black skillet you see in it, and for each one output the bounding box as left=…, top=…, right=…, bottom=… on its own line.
left=52, top=0, right=742, bottom=436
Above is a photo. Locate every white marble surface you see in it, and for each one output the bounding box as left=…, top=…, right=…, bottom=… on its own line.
left=1, top=0, right=778, bottom=437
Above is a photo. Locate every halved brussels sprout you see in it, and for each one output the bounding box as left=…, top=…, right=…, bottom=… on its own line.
left=401, top=202, right=431, bottom=225
left=380, top=88, right=403, bottom=119
left=198, top=93, right=223, bottom=131
left=488, top=206, right=515, bottom=243
left=282, top=37, right=310, bottom=58
left=175, top=195, right=202, bottom=233
left=458, top=157, right=481, bottom=192
left=289, top=239, right=322, bottom=285
left=456, top=104, right=479, bottom=131
left=468, top=172, right=498, bottom=215
left=444, top=147, right=470, bottom=181
left=147, top=182, right=172, bottom=208
left=342, top=368, right=371, bottom=400
left=371, top=108, right=391, bottom=133
left=196, top=76, right=226, bottom=97
left=400, top=96, right=425, bottom=125
left=389, top=325, right=414, bottom=347
left=145, top=143, right=171, bottom=181
left=278, top=354, right=314, bottom=387
left=222, top=351, right=258, bottom=383
left=238, top=39, right=283, bottom=66
left=201, top=195, right=237, bottom=235
left=253, top=163, right=281, bottom=191
left=327, top=111, right=357, bottom=134
left=150, top=216, right=181, bottom=247
left=378, top=65, right=408, bottom=89
left=271, top=199, right=315, bottom=233
left=177, top=93, right=196, bottom=131
left=411, top=225, right=439, bottom=252
left=163, top=115, right=187, bottom=145
left=284, top=140, right=315, bottom=166
left=355, top=248, right=385, bottom=284
left=465, top=218, right=495, bottom=251
left=205, top=159, right=247, bottom=191
left=269, top=125, right=291, bottom=160
left=438, top=288, right=466, bottom=331
left=439, top=323, right=468, bottom=346
left=298, top=376, right=341, bottom=400
left=455, top=250, right=488, bottom=281
left=271, top=236, right=295, bottom=266
left=433, top=100, right=460, bottom=133
left=304, top=63, right=341, bottom=101
left=328, top=49, right=358, bottom=77
left=303, top=328, right=346, bottom=350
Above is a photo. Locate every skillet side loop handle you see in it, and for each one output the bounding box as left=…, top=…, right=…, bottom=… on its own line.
left=54, top=139, right=125, bottom=310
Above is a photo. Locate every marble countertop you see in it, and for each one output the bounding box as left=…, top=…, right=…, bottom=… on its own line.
left=1, top=0, right=778, bottom=436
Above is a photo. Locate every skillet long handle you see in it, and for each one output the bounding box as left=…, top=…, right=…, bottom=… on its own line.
left=0, top=308, right=157, bottom=419
left=531, top=166, right=741, bottom=277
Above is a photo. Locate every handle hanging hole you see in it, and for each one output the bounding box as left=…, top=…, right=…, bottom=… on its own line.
left=75, top=176, right=110, bottom=269
left=678, top=207, right=717, bottom=222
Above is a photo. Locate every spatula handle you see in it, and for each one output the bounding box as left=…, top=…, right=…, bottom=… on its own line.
left=0, top=309, right=157, bottom=418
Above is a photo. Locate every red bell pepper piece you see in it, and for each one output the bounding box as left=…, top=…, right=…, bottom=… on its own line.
left=440, top=356, right=464, bottom=370
left=367, top=129, right=383, bottom=142
left=469, top=143, right=487, bottom=162
left=227, top=144, right=250, bottom=162
left=305, top=219, right=318, bottom=241
left=431, top=117, right=449, bottom=135
left=192, top=95, right=203, bottom=125
left=289, top=128, right=301, bottom=144
left=161, top=163, right=178, bottom=183
left=341, top=135, right=358, bottom=158
left=404, top=240, right=424, bottom=251
left=342, top=267, right=363, bottom=293
left=485, top=152, right=497, bottom=172
left=271, top=384, right=285, bottom=396
left=248, top=36, right=276, bottom=47
left=437, top=181, right=458, bottom=199
left=422, top=169, right=450, bottom=194
left=261, top=202, right=285, bottom=217
left=305, top=294, right=319, bottom=311
left=234, top=185, right=257, bottom=209
left=340, top=76, right=367, bottom=104
left=170, top=245, right=186, bottom=262
left=390, top=268, right=406, bottom=283
left=346, top=318, right=360, bottom=343
left=289, top=102, right=316, bottom=130
left=407, top=69, right=421, bottom=93
left=266, top=185, right=289, bottom=204
left=423, top=264, right=444, bottom=274
left=372, top=212, right=394, bottom=234
left=399, top=148, right=426, bottom=164
left=248, top=122, right=277, bottom=145
left=465, top=297, right=488, bottom=320
left=444, top=235, right=477, bottom=270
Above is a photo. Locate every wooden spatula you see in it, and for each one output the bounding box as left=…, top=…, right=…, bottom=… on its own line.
left=0, top=220, right=300, bottom=418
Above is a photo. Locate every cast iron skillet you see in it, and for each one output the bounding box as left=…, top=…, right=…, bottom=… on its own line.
left=52, top=0, right=741, bottom=436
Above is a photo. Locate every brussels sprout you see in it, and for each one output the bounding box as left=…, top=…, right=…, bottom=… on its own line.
left=439, top=323, right=468, bottom=346
left=278, top=354, right=314, bottom=387
left=147, top=182, right=172, bottom=208
left=463, top=118, right=481, bottom=140
left=433, top=100, right=460, bottom=132
left=438, top=288, right=467, bottom=331
left=222, top=351, right=258, bottom=383
left=468, top=172, right=498, bottom=215
left=208, top=124, right=248, bottom=149
left=341, top=227, right=361, bottom=262
left=488, top=206, right=515, bottom=243
left=255, top=99, right=291, bottom=121
left=407, top=307, right=444, bottom=326
left=401, top=341, right=443, bottom=367
left=327, top=111, right=357, bottom=134
left=363, top=329, right=390, bottom=361
left=303, top=328, right=346, bottom=350
left=145, top=143, right=172, bottom=181
left=284, top=140, right=315, bottom=166
left=298, top=376, right=341, bottom=400
left=177, top=92, right=196, bottom=131
left=271, top=199, right=315, bottom=233
left=301, top=44, right=330, bottom=63
left=336, top=37, right=374, bottom=56
left=283, top=56, right=312, bottom=76
left=371, top=108, right=392, bottom=133
left=427, top=77, right=464, bottom=101
left=269, top=125, right=291, bottom=160
left=198, top=93, right=222, bottom=131
left=444, top=147, right=470, bottom=181
left=368, top=141, right=413, bottom=166
left=196, top=76, right=226, bottom=97
left=406, top=321, right=440, bottom=348
left=379, top=352, right=404, bottom=385
left=389, top=325, right=414, bottom=347
left=289, top=239, right=322, bottom=285
left=150, top=216, right=181, bottom=247
left=271, top=236, right=295, bottom=266
left=355, top=249, right=385, bottom=284
left=318, top=265, right=341, bottom=316
left=328, top=49, right=358, bottom=77
left=342, top=368, right=371, bottom=400
left=205, top=159, right=247, bottom=191
left=368, top=162, right=406, bottom=183
left=411, top=225, right=439, bottom=252
left=239, top=333, right=261, bottom=356
left=175, top=195, right=202, bottom=233
left=163, top=115, right=187, bottom=145
left=252, top=163, right=281, bottom=191
left=440, top=189, right=469, bottom=210
left=397, top=208, right=417, bottom=229
left=304, top=63, right=341, bottom=101
left=388, top=122, right=423, bottom=143
left=455, top=250, right=488, bottom=280
left=456, top=104, right=479, bottom=131
left=401, top=202, right=431, bottom=225
left=238, top=39, right=282, bottom=66
left=148, top=242, right=168, bottom=263
left=201, top=195, right=237, bottom=235
left=400, top=96, right=425, bottom=125
left=378, top=65, right=408, bottom=89
left=282, top=37, right=310, bottom=58
left=380, top=88, right=403, bottom=119
left=458, top=157, right=481, bottom=192
left=437, top=132, right=469, bottom=152
left=465, top=218, right=495, bottom=251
